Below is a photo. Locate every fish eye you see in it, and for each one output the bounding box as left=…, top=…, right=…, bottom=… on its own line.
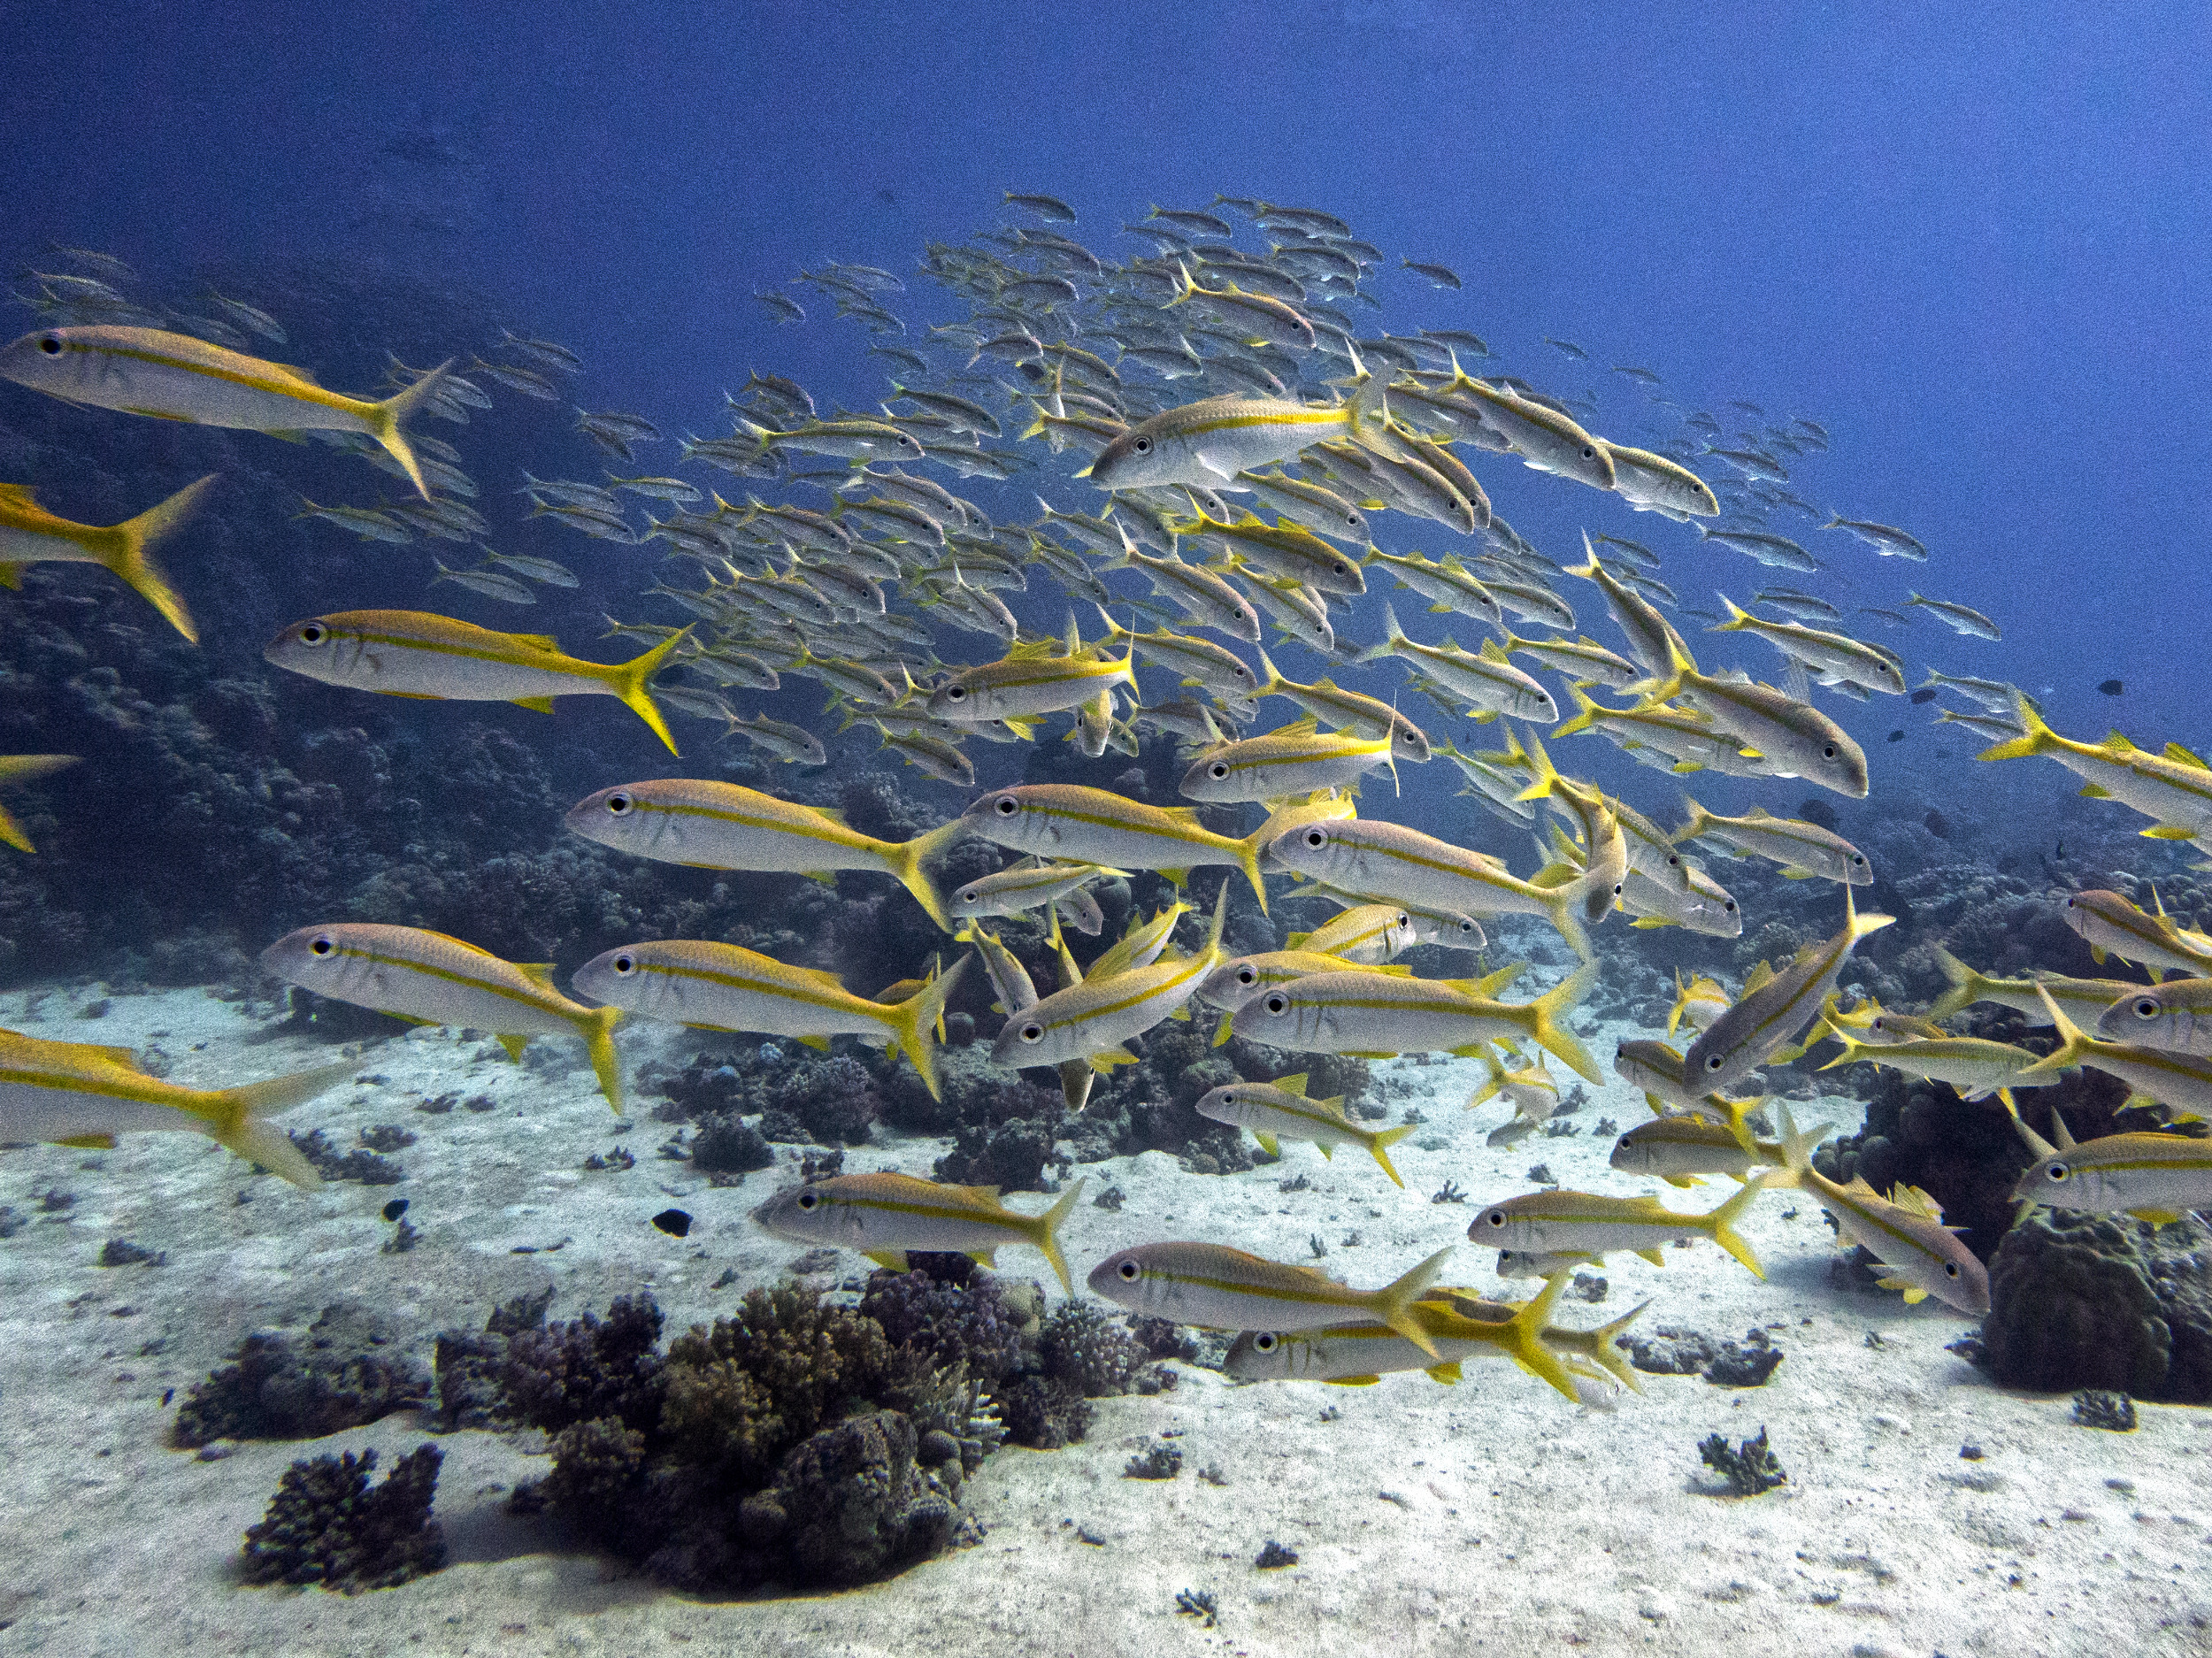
left=1484, top=1209, right=1506, bottom=1228
left=1020, top=1021, right=1044, bottom=1042
left=298, top=622, right=328, bottom=646
left=796, top=1190, right=818, bottom=1209
left=2135, top=999, right=2158, bottom=1018
left=1705, top=1053, right=1724, bottom=1071
left=1852, top=854, right=1866, bottom=865
left=1118, top=1259, right=1141, bottom=1280
left=1253, top=1332, right=1277, bottom=1353
left=1333, top=562, right=1348, bottom=575
left=36, top=334, right=61, bottom=355
left=1133, top=437, right=1152, bottom=453
left=2046, top=1161, right=2069, bottom=1181
left=1209, top=762, right=1230, bottom=779
left=1581, top=445, right=1595, bottom=458
left=1263, top=993, right=1289, bottom=1015
left=1724, top=900, right=1738, bottom=912
left=1944, top=1262, right=1960, bottom=1278
left=309, top=934, right=334, bottom=957
left=1236, top=965, right=1256, bottom=986
left=1303, top=828, right=1326, bottom=848
left=946, top=685, right=966, bottom=701
left=606, top=791, right=633, bottom=815
left=960, top=888, right=979, bottom=903
left=1396, top=912, right=1409, bottom=925
left=1822, top=744, right=1838, bottom=759
left=995, top=794, right=1019, bottom=817
left=612, top=954, right=636, bottom=974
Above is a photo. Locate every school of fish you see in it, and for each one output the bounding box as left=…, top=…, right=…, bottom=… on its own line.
left=4, top=196, right=2207, bottom=1408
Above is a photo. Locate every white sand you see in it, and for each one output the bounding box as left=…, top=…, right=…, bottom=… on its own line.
left=0, top=981, right=2206, bottom=1657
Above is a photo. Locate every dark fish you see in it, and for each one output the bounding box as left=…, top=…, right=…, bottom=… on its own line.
left=1887, top=729, right=1905, bottom=743
left=1798, top=798, right=1840, bottom=832
left=652, top=1208, right=693, bottom=1238
left=1909, top=688, right=1939, bottom=705
left=1924, top=810, right=1953, bottom=840
left=2098, top=679, right=2124, bottom=696
left=381, top=1198, right=409, bottom=1222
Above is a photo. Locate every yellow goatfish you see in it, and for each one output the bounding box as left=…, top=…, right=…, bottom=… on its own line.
left=0, top=474, right=217, bottom=641
left=264, top=610, right=691, bottom=754
left=753, top=1171, right=1084, bottom=1293
left=1471, top=1178, right=1770, bottom=1278
left=0, top=326, right=452, bottom=497
left=258, top=923, right=626, bottom=1111
left=1088, top=1240, right=1455, bottom=1357
left=992, top=883, right=1228, bottom=1070
left=0, top=755, right=80, bottom=853
left=1225, top=1273, right=1580, bottom=1398
left=574, top=942, right=967, bottom=1101
left=0, top=1029, right=352, bottom=1187
left=566, top=779, right=966, bottom=930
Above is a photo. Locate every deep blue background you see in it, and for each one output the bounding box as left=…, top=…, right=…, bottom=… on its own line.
left=4, top=0, right=2208, bottom=791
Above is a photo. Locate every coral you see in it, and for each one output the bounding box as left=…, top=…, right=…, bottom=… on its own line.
left=502, top=1294, right=664, bottom=1433
left=767, top=1410, right=958, bottom=1587
left=858, top=1265, right=1025, bottom=1383
left=1980, top=1210, right=2212, bottom=1403
left=1256, top=1539, right=1298, bottom=1569
left=240, top=1446, right=445, bottom=1592
left=287, top=1128, right=405, bottom=1186
left=541, top=1416, right=649, bottom=1514
left=1622, top=1326, right=1784, bottom=1387
left=1698, top=1427, right=1786, bottom=1496
left=2072, top=1389, right=2138, bottom=1430
left=997, top=1374, right=1093, bottom=1449
left=431, top=1287, right=555, bottom=1431
left=933, top=1117, right=1069, bottom=1191
left=1123, top=1441, right=1183, bottom=1479
left=97, top=1237, right=164, bottom=1267
left=690, top=1111, right=775, bottom=1176
left=1038, top=1301, right=1148, bottom=1397
left=768, top=1055, right=883, bottom=1146
left=657, top=1286, right=893, bottom=1484
left=173, top=1303, right=430, bottom=1447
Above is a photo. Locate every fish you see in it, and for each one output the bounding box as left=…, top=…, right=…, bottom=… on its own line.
left=1609, top=1116, right=1778, bottom=1187
left=0, top=474, right=217, bottom=641
left=1286, top=902, right=1422, bottom=965
left=260, top=923, right=625, bottom=1110
left=1977, top=697, right=2212, bottom=846
left=1823, top=515, right=1928, bottom=560
left=1401, top=259, right=1463, bottom=289
left=1683, top=889, right=1894, bottom=1093
left=1082, top=372, right=1392, bottom=490
left=1178, top=510, right=1367, bottom=595
left=962, top=782, right=1317, bottom=911
left=718, top=712, right=826, bottom=765
left=566, top=779, right=966, bottom=930
left=1263, top=814, right=1597, bottom=958
left=0, top=1029, right=352, bottom=1188
left=2097, top=978, right=2212, bottom=1055
left=1470, top=1178, right=1770, bottom=1278
left=265, top=610, right=690, bottom=752
left=928, top=628, right=1139, bottom=723
left=1468, top=1047, right=1559, bottom=1134
left=991, top=883, right=1230, bottom=1070
left=0, top=326, right=452, bottom=496
left=1194, top=1071, right=1415, bottom=1186
left=1906, top=592, right=2001, bottom=640
left=755, top=1171, right=1083, bottom=1293
left=948, top=859, right=1119, bottom=923
left=1225, top=1276, right=1588, bottom=1401
left=577, top=943, right=966, bottom=1101
left=481, top=550, right=578, bottom=588
left=1110, top=541, right=1261, bottom=641
left=1500, top=632, right=1641, bottom=690
left=1926, top=948, right=2148, bottom=1025
left=1820, top=1025, right=2062, bottom=1106
left=1639, top=636, right=1870, bottom=799
left=1195, top=948, right=1418, bottom=1015
left=1233, top=470, right=1371, bottom=544
left=1696, top=527, right=1817, bottom=572
left=1565, top=538, right=1689, bottom=679
left=295, top=497, right=415, bottom=544
left=1087, top=1240, right=1455, bottom=1358
left=2058, top=889, right=2212, bottom=979
left=1179, top=717, right=1399, bottom=803
left=2006, top=1040, right=2212, bottom=1224
left=1708, top=596, right=1905, bottom=695
left=1622, top=860, right=1742, bottom=938
left=1599, top=441, right=1720, bottom=518
left=1364, top=603, right=1557, bottom=723
left=1671, top=796, right=1871, bottom=883
left=1230, top=962, right=1600, bottom=1083
left=2100, top=679, right=2125, bottom=696
left=1510, top=728, right=1691, bottom=887
left=1669, top=973, right=1733, bottom=1039
left=1767, top=1109, right=1989, bottom=1312
left=430, top=557, right=537, bottom=605
left=0, top=755, right=79, bottom=854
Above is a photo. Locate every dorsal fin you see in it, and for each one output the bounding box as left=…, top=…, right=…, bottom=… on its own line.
left=1272, top=714, right=1320, bottom=739
left=515, top=963, right=557, bottom=989
left=1479, top=638, right=1509, bottom=663
left=1275, top=1072, right=1310, bottom=1096
left=2165, top=741, right=2210, bottom=770
left=512, top=633, right=562, bottom=652
left=0, top=483, right=39, bottom=505
left=1742, top=960, right=1777, bottom=995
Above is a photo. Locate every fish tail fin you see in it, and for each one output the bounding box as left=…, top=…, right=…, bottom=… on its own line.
left=1253, top=644, right=1286, bottom=695
left=892, top=818, right=971, bottom=931
left=1977, top=694, right=2055, bottom=762
left=1583, top=1297, right=1655, bottom=1394
left=1845, top=883, right=1896, bottom=943
left=1465, top=1047, right=1508, bottom=1109
left=1703, top=1175, right=1770, bottom=1278
left=1202, top=877, right=1232, bottom=962
left=1540, top=884, right=1595, bottom=966
left=1512, top=725, right=1562, bottom=802
left=576, top=1003, right=625, bottom=1113
left=887, top=956, right=970, bottom=1100
left=1507, top=1272, right=1579, bottom=1401
left=1770, top=1103, right=1827, bottom=1187
left=1927, top=947, right=1982, bottom=1020
left=1554, top=682, right=1603, bottom=738
left=1343, top=360, right=1392, bottom=443
left=2021, top=984, right=2090, bottom=1076
left=1633, top=631, right=1694, bottom=707
left=1525, top=962, right=1601, bottom=1083
left=609, top=625, right=694, bottom=755
left=1368, top=1122, right=1416, bottom=1188
left=367, top=359, right=455, bottom=498
left=1032, top=1177, right=1085, bottom=1295
left=208, top=1060, right=357, bottom=1189
left=1376, top=1246, right=1455, bottom=1358
left=102, top=472, right=217, bottom=644
left=1712, top=593, right=1752, bottom=629
left=1232, top=826, right=1271, bottom=915
left=1364, top=598, right=1410, bottom=661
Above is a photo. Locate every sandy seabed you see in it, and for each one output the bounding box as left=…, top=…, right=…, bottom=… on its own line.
left=0, top=980, right=2206, bottom=1658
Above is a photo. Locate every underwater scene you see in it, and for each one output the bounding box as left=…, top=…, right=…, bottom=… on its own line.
left=4, top=7, right=2211, bottom=1655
